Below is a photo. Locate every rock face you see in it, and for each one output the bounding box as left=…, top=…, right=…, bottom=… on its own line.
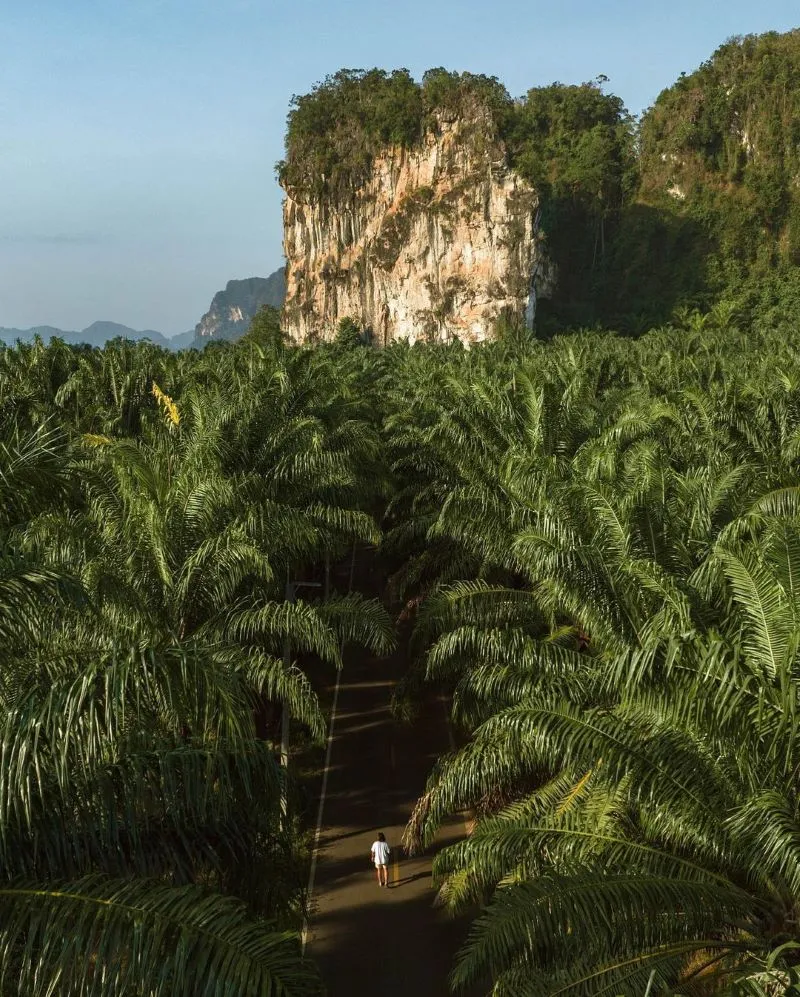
left=194, top=271, right=286, bottom=341
left=281, top=109, right=543, bottom=345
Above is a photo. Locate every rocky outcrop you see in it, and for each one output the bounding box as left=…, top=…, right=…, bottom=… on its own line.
left=194, top=271, right=286, bottom=341
left=1, top=271, right=289, bottom=350
left=281, top=109, right=545, bottom=345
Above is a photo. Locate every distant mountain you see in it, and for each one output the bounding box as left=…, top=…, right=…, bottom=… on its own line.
left=80, top=321, right=172, bottom=347
left=0, top=321, right=174, bottom=349
left=0, top=267, right=287, bottom=350
left=0, top=325, right=65, bottom=344
left=194, top=270, right=286, bottom=343
left=169, top=329, right=198, bottom=350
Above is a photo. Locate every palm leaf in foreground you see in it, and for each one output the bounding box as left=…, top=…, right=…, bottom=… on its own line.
left=0, top=876, right=323, bottom=996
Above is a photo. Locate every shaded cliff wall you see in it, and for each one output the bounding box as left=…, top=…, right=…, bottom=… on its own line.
left=281, top=110, right=543, bottom=345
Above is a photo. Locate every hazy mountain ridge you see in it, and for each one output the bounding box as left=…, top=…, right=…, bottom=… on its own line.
left=0, top=269, right=287, bottom=349
left=0, top=320, right=188, bottom=350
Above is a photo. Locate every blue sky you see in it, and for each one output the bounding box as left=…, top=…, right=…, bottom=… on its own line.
left=1, top=0, right=798, bottom=334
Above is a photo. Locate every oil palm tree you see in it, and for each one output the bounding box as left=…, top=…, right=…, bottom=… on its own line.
left=0, top=342, right=394, bottom=994
left=410, top=520, right=800, bottom=996
left=392, top=325, right=800, bottom=995
left=0, top=421, right=329, bottom=994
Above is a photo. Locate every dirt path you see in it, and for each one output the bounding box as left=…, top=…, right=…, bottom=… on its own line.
left=303, top=640, right=471, bottom=996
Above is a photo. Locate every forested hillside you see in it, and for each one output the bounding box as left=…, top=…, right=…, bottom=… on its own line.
left=631, top=29, right=800, bottom=329
left=280, top=29, right=800, bottom=333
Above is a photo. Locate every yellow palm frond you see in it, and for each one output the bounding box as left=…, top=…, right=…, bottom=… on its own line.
left=82, top=433, right=113, bottom=446
left=151, top=382, right=180, bottom=426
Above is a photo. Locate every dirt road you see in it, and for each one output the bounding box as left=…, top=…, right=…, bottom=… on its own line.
left=303, top=640, right=471, bottom=996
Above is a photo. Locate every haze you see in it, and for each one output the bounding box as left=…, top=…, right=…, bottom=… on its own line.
left=1, top=0, right=797, bottom=334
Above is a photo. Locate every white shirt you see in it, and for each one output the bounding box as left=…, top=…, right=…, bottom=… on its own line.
left=371, top=839, right=390, bottom=865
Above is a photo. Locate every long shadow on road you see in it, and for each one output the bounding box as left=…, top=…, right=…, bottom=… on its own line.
left=304, top=637, right=476, bottom=997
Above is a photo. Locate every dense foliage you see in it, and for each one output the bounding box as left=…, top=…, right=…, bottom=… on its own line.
left=641, top=30, right=800, bottom=245
left=279, top=30, right=800, bottom=332
left=632, top=29, right=800, bottom=325
left=381, top=309, right=800, bottom=995
left=0, top=332, right=393, bottom=995
left=8, top=294, right=800, bottom=996
left=278, top=68, right=511, bottom=196
left=6, top=29, right=800, bottom=997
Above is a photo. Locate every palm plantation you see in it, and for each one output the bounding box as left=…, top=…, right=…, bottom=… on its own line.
left=5, top=310, right=800, bottom=994
left=0, top=335, right=391, bottom=995
left=387, top=318, right=800, bottom=994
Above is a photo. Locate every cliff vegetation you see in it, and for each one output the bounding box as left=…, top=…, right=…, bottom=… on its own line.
left=279, top=31, right=800, bottom=334
left=278, top=68, right=511, bottom=196
left=634, top=29, right=800, bottom=326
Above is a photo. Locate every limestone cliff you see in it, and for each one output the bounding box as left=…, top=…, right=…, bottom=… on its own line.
left=194, top=271, right=286, bottom=342
left=281, top=110, right=544, bottom=345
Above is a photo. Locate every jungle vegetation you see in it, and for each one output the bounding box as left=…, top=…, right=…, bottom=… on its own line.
left=5, top=24, right=800, bottom=997
left=389, top=308, right=800, bottom=995
left=279, top=29, right=800, bottom=333
left=0, top=330, right=394, bottom=996
left=6, top=298, right=800, bottom=995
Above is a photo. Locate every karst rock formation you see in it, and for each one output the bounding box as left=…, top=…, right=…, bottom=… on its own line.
left=280, top=108, right=550, bottom=345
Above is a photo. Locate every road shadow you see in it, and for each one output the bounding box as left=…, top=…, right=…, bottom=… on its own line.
left=390, top=870, right=429, bottom=889
left=300, top=546, right=480, bottom=996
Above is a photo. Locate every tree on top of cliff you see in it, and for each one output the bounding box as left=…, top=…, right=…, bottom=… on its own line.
left=420, top=68, right=512, bottom=126
left=278, top=68, right=423, bottom=196
left=278, top=68, right=513, bottom=197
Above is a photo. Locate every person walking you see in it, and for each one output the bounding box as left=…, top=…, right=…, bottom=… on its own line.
left=370, top=832, right=391, bottom=887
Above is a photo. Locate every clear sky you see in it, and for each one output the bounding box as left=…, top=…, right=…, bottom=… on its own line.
left=1, top=0, right=798, bottom=334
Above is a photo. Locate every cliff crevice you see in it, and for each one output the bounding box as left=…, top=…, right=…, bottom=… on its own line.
left=281, top=110, right=542, bottom=345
